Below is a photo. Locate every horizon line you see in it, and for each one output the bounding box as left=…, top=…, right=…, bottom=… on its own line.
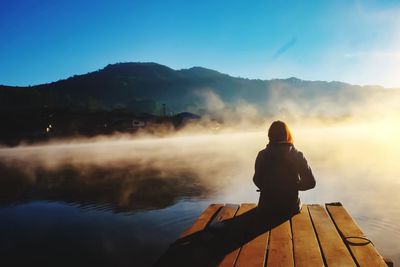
left=0, top=61, right=395, bottom=89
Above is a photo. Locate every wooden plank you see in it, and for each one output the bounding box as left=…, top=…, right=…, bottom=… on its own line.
left=218, top=203, right=256, bottom=267
left=234, top=205, right=269, bottom=267
left=326, top=203, right=387, bottom=267
left=156, top=204, right=224, bottom=266
left=209, top=203, right=239, bottom=224
left=160, top=203, right=387, bottom=267
left=308, top=205, right=356, bottom=267
left=292, top=205, right=324, bottom=267
left=180, top=204, right=224, bottom=238
left=266, top=219, right=294, bottom=267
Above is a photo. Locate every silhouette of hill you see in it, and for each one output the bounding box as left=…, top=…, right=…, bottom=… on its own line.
left=2, top=62, right=399, bottom=117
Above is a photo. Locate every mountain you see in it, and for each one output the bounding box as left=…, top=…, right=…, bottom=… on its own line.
left=0, top=62, right=398, bottom=116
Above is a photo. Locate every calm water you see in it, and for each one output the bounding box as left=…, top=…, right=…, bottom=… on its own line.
left=0, top=127, right=399, bottom=266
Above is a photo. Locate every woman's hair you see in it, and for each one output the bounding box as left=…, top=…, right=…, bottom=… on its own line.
left=268, top=120, right=294, bottom=144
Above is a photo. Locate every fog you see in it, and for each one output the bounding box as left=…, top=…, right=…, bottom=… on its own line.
left=0, top=90, right=399, bottom=261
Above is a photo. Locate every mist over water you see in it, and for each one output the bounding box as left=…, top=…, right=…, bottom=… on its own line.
left=1, top=121, right=400, bottom=261
left=1, top=92, right=400, bottom=265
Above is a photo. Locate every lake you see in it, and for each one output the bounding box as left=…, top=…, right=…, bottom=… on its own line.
left=0, top=124, right=399, bottom=266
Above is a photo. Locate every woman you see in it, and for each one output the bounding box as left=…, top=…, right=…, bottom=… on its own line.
left=253, top=121, right=316, bottom=216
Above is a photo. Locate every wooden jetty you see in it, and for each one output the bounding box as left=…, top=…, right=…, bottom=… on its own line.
left=157, top=203, right=392, bottom=267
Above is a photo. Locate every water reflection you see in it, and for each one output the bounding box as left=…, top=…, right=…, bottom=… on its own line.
left=0, top=199, right=210, bottom=267
left=0, top=162, right=210, bottom=212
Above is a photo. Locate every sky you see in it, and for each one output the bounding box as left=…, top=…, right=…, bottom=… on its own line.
left=1, top=0, right=400, bottom=87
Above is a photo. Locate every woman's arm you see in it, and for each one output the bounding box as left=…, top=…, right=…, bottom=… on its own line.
left=253, top=151, right=263, bottom=189
left=295, top=151, right=316, bottom=191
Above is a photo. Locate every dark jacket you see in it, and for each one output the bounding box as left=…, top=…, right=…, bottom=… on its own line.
left=253, top=143, right=316, bottom=214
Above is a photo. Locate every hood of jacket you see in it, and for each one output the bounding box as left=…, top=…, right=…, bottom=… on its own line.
left=268, top=121, right=294, bottom=145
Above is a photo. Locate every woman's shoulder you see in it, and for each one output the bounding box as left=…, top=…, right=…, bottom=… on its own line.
left=289, top=146, right=311, bottom=165
left=290, top=145, right=301, bottom=153
left=257, top=147, right=268, bottom=157
left=289, top=146, right=305, bottom=158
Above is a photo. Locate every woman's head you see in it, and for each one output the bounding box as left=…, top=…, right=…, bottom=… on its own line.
left=268, top=120, right=293, bottom=144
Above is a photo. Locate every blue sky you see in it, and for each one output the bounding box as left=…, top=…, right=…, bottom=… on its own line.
left=1, top=0, right=400, bottom=87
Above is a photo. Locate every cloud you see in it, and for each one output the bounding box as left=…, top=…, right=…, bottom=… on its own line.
left=272, top=37, right=297, bottom=60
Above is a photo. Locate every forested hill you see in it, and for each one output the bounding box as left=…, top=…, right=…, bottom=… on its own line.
left=0, top=62, right=398, bottom=116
